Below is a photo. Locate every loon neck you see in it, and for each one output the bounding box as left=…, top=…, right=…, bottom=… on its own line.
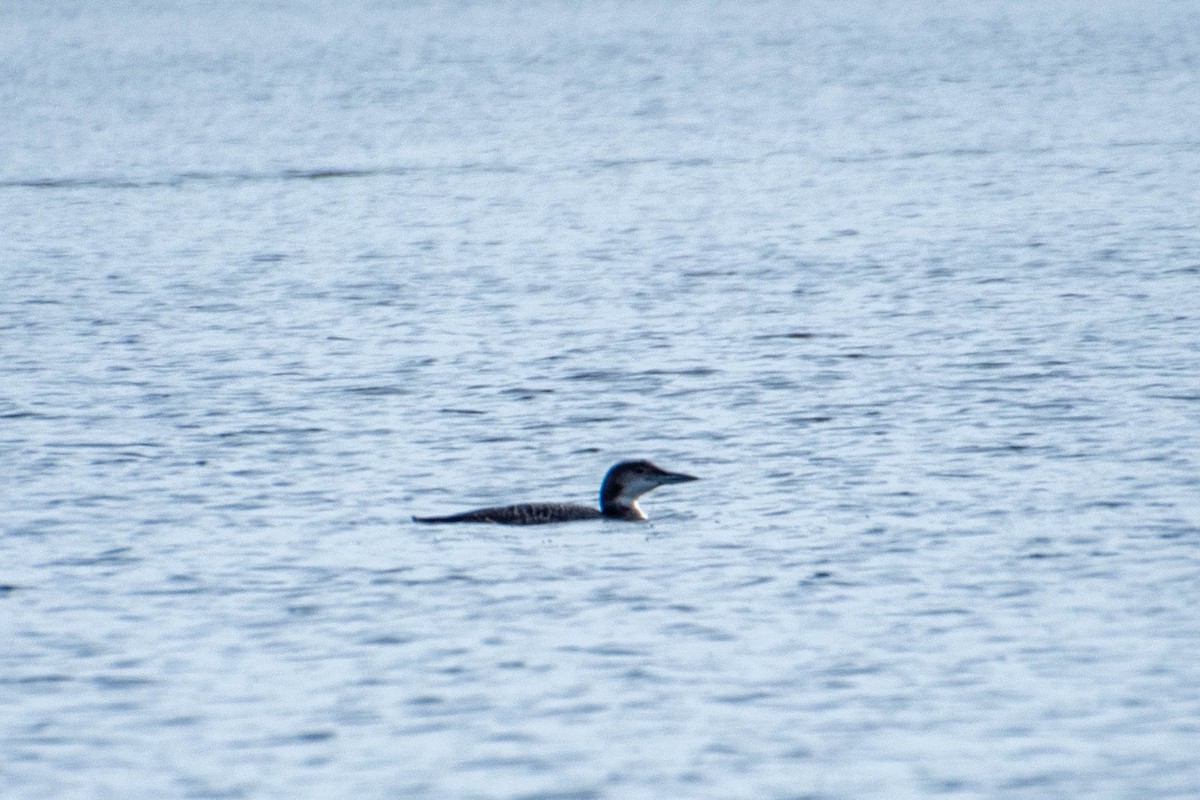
left=601, top=500, right=646, bottom=521
left=600, top=473, right=646, bottom=520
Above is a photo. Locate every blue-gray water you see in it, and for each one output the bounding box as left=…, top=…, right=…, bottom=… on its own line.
left=3, top=2, right=1199, bottom=798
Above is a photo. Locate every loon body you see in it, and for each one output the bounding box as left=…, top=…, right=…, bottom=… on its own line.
left=412, top=459, right=698, bottom=525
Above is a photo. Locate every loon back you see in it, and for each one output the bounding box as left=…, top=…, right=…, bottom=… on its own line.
left=413, top=503, right=601, bottom=525
left=412, top=459, right=698, bottom=525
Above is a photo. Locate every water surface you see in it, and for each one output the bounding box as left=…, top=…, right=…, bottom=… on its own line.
left=3, top=1, right=1199, bottom=797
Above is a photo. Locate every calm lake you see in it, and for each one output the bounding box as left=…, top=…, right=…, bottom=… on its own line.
left=3, top=1, right=1199, bottom=797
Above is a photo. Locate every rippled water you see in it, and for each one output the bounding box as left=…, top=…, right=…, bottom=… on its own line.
left=4, top=1, right=1200, bottom=797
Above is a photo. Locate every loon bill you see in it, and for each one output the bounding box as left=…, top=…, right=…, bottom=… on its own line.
left=412, top=459, right=699, bottom=525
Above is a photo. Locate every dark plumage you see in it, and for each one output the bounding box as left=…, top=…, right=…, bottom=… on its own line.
left=412, top=503, right=602, bottom=525
left=412, top=459, right=698, bottom=525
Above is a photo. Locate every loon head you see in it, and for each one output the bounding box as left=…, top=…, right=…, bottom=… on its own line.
left=599, top=459, right=699, bottom=520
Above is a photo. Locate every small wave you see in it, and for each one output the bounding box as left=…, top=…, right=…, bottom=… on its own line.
left=0, top=165, right=412, bottom=190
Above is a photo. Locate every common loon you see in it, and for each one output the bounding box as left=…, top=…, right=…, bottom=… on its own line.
left=412, top=459, right=699, bottom=525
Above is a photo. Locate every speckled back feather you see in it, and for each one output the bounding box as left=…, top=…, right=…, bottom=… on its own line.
left=413, top=503, right=603, bottom=525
